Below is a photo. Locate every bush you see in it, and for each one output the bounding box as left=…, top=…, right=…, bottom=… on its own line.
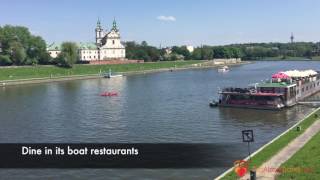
left=24, top=58, right=37, bottom=65
left=0, top=55, right=12, bottom=66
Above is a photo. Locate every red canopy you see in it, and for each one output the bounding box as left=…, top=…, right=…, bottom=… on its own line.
left=272, top=72, right=290, bottom=79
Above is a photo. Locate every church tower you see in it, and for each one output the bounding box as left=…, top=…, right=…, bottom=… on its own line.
left=95, top=18, right=103, bottom=47
left=111, top=18, right=119, bottom=32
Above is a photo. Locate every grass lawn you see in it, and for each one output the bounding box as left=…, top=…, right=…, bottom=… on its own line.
left=277, top=131, right=320, bottom=179
left=220, top=109, right=320, bottom=180
left=311, top=56, right=320, bottom=60
left=0, top=60, right=202, bottom=81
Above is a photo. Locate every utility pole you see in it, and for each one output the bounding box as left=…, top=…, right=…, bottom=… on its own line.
left=290, top=32, right=294, bottom=43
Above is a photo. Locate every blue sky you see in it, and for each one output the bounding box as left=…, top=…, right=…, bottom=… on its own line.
left=1, top=0, right=319, bottom=46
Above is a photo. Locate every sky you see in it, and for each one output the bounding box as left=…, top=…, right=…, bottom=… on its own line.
left=1, top=0, right=320, bottom=47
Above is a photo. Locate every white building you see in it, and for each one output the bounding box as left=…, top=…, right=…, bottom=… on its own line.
left=186, top=45, right=194, bottom=53
left=95, top=19, right=126, bottom=60
left=47, top=43, right=61, bottom=58
left=47, top=19, right=126, bottom=61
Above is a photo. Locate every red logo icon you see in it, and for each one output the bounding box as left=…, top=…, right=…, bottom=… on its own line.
left=234, top=160, right=249, bottom=177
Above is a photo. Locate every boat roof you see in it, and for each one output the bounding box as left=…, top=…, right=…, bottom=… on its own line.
left=220, top=91, right=283, bottom=96
left=257, top=82, right=295, bottom=88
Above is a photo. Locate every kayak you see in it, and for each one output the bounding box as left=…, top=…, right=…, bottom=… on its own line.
left=100, top=92, right=118, bottom=96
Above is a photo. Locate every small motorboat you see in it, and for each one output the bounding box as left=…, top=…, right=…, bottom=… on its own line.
left=209, top=100, right=219, bottom=107
left=104, top=69, right=123, bottom=78
left=100, top=92, right=118, bottom=97
left=218, top=66, right=229, bottom=72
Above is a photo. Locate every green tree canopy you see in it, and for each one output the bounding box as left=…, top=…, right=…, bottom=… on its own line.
left=57, top=42, right=78, bottom=67
left=0, top=25, right=50, bottom=65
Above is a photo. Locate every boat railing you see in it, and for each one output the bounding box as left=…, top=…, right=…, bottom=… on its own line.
left=221, top=87, right=252, bottom=93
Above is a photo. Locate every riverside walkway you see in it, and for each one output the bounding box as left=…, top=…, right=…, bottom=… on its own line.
left=240, top=119, right=320, bottom=180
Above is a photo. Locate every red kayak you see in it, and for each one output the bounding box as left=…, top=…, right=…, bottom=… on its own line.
left=100, top=92, right=118, bottom=97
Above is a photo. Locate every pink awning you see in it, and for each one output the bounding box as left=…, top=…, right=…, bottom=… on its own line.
left=272, top=72, right=290, bottom=79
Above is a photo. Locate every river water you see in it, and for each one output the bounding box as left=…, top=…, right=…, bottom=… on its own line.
left=0, top=61, right=319, bottom=179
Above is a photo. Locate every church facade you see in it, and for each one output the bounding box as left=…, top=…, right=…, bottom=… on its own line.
left=47, top=19, right=126, bottom=61
left=93, top=19, right=126, bottom=60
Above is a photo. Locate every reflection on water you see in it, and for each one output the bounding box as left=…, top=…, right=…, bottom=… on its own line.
left=0, top=61, right=320, bottom=179
left=218, top=106, right=308, bottom=126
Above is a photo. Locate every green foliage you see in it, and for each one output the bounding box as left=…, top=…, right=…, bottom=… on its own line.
left=56, top=42, right=78, bottom=68
left=277, top=131, right=320, bottom=179
left=192, top=46, right=214, bottom=60
left=192, top=48, right=202, bottom=60
left=0, top=25, right=49, bottom=66
left=171, top=46, right=191, bottom=60
left=125, top=41, right=160, bottom=62
left=9, top=41, right=26, bottom=65
left=2, top=25, right=320, bottom=66
left=0, top=55, right=12, bottom=65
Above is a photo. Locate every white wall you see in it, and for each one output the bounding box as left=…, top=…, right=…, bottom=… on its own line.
left=100, top=30, right=126, bottom=59
left=79, top=49, right=99, bottom=61
left=100, top=49, right=125, bottom=59
left=48, top=50, right=60, bottom=58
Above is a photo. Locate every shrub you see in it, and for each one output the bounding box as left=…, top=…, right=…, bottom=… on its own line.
left=0, top=55, right=12, bottom=66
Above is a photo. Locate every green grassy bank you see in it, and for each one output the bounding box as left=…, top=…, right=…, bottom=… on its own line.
left=0, top=60, right=202, bottom=81
left=277, top=132, right=320, bottom=179
left=220, top=108, right=320, bottom=180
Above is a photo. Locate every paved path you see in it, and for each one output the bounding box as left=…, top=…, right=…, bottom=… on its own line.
left=240, top=119, right=320, bottom=180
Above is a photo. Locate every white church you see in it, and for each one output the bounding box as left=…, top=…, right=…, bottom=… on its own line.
left=47, top=19, right=126, bottom=61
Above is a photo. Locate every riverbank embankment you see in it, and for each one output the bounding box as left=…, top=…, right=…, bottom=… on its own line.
left=0, top=60, right=249, bottom=87
left=216, top=107, right=320, bottom=180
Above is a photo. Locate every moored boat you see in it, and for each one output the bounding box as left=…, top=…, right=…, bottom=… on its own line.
left=104, top=69, right=123, bottom=78
left=218, top=66, right=229, bottom=72
left=213, top=69, right=320, bottom=110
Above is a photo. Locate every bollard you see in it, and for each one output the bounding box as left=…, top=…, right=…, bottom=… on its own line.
left=296, top=126, right=301, bottom=132
left=250, top=170, right=256, bottom=180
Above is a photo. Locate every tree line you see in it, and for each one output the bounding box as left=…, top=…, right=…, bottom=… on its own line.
left=125, top=41, right=320, bottom=62
left=0, top=25, right=78, bottom=67
left=1, top=25, right=320, bottom=67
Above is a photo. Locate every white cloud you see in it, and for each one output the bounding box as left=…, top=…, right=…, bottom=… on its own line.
left=157, top=15, right=176, bottom=22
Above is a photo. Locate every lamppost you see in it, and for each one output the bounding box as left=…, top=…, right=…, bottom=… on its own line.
left=29, top=47, right=35, bottom=65
left=242, top=130, right=256, bottom=180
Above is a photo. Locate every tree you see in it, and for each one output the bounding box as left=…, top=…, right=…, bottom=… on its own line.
left=141, top=41, right=148, bottom=47
left=171, top=46, right=191, bottom=60
left=56, top=42, right=78, bottom=67
left=192, top=48, right=202, bottom=60
left=147, top=47, right=160, bottom=61
left=201, top=46, right=214, bottom=59
left=230, top=47, right=242, bottom=58
left=9, top=41, right=26, bottom=65
left=0, top=25, right=49, bottom=65
left=27, top=35, right=48, bottom=64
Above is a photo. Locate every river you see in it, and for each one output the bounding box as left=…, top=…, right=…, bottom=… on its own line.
left=0, top=61, right=319, bottom=179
